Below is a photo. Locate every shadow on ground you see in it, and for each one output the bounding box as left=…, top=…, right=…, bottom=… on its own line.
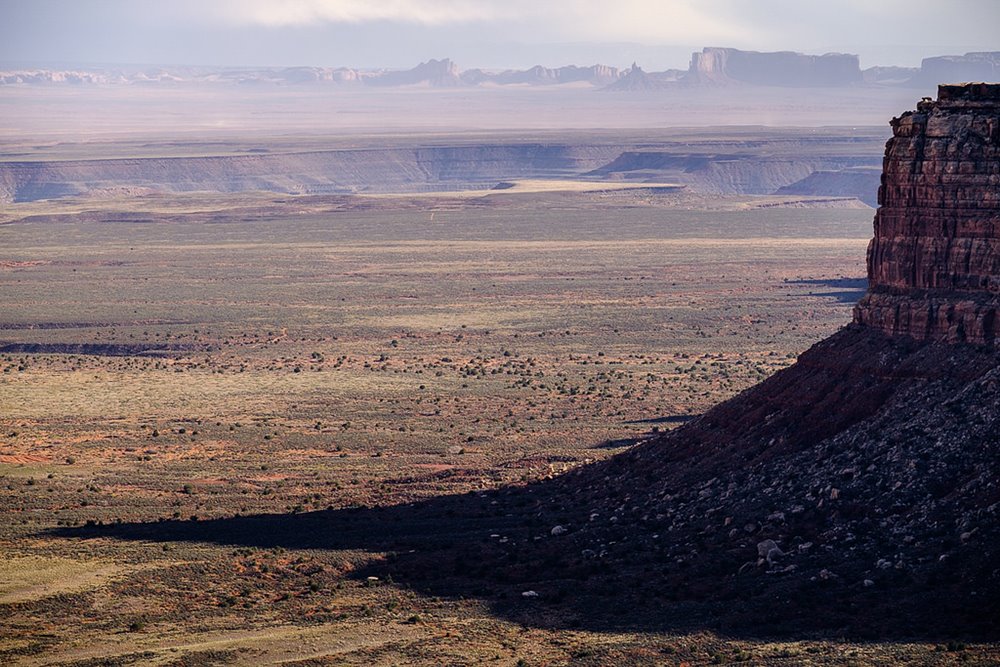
left=45, top=459, right=997, bottom=642
left=785, top=277, right=868, bottom=304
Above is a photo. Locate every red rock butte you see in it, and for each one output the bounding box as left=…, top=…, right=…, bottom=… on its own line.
left=854, top=82, right=1000, bottom=344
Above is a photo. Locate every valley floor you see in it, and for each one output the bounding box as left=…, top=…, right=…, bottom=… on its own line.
left=1, top=188, right=994, bottom=664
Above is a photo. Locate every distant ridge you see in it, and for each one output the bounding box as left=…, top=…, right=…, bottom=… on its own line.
left=3, top=50, right=998, bottom=89
left=462, top=63, right=623, bottom=87
left=364, top=58, right=462, bottom=87
left=601, top=63, right=681, bottom=91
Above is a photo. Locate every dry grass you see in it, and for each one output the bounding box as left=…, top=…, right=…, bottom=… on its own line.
left=2, top=190, right=995, bottom=665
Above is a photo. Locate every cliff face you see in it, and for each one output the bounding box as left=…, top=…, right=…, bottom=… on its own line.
left=0, top=144, right=625, bottom=203
left=854, top=83, right=1000, bottom=344
left=513, top=83, right=1000, bottom=637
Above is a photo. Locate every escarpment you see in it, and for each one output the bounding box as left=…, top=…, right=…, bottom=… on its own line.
left=0, top=133, right=888, bottom=204
left=854, top=83, right=1000, bottom=343
left=484, top=85, right=1000, bottom=636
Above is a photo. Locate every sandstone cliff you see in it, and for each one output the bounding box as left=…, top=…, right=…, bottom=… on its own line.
left=390, top=84, right=1000, bottom=636
left=518, top=83, right=1000, bottom=636
left=854, top=83, right=1000, bottom=344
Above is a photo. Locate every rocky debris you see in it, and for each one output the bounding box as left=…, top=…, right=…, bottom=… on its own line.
left=854, top=83, right=1000, bottom=345
left=756, top=539, right=784, bottom=567
left=503, top=323, right=1000, bottom=636
left=459, top=87, right=1000, bottom=637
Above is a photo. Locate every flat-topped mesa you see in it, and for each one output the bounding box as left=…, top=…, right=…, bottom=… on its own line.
left=853, top=83, right=1000, bottom=344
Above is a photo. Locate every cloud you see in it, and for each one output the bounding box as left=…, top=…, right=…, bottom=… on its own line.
left=208, top=0, right=501, bottom=27
left=548, top=1, right=754, bottom=45
left=200, top=0, right=752, bottom=44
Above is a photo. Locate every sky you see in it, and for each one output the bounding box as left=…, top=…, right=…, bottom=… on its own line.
left=1, top=0, right=998, bottom=70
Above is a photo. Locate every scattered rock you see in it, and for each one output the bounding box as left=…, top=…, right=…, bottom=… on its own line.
left=757, top=539, right=785, bottom=567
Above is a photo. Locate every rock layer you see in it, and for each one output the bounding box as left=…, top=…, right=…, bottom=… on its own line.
left=854, top=83, right=1000, bottom=344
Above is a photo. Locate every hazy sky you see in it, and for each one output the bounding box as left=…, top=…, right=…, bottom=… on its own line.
left=1, top=0, right=998, bottom=70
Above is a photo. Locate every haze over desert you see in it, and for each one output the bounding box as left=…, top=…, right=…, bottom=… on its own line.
left=2, top=2, right=999, bottom=665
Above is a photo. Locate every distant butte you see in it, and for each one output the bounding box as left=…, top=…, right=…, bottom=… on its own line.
left=684, top=47, right=862, bottom=86
left=2, top=50, right=998, bottom=89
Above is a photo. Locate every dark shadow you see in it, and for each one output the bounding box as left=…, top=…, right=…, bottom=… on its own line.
left=46, top=461, right=998, bottom=641
left=625, top=415, right=698, bottom=425
left=0, top=342, right=209, bottom=357
left=42, top=328, right=1000, bottom=642
left=592, top=435, right=650, bottom=449
left=784, top=277, right=868, bottom=304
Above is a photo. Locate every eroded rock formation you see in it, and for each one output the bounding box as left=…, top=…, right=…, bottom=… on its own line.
left=451, top=83, right=1000, bottom=637
left=854, top=83, right=1000, bottom=344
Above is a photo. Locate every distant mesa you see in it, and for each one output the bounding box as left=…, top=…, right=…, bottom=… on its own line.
left=684, top=47, right=862, bottom=86
left=463, top=63, right=624, bottom=87
left=364, top=58, right=462, bottom=87
left=774, top=166, right=882, bottom=207
left=0, top=134, right=887, bottom=204
left=913, top=52, right=1000, bottom=87
left=269, top=67, right=362, bottom=84
left=2, top=49, right=997, bottom=90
